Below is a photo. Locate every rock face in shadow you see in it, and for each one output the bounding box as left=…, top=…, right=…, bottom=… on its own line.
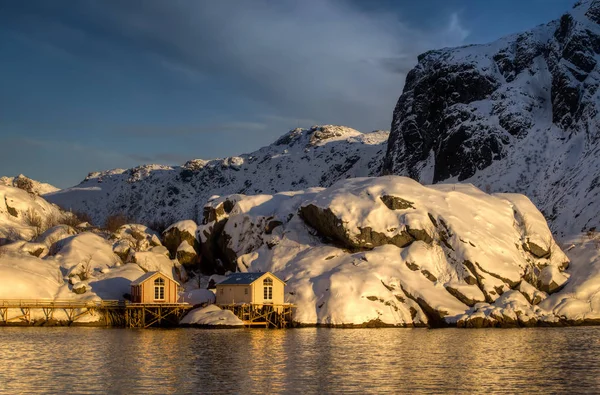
left=299, top=204, right=414, bottom=250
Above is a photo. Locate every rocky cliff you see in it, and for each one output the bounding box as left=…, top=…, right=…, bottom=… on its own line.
left=384, top=0, right=600, bottom=237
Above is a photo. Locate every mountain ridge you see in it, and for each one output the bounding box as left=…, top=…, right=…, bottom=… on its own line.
left=45, top=125, right=388, bottom=226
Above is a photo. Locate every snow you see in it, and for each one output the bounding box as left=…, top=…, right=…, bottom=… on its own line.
left=132, top=251, right=181, bottom=280
left=177, top=240, right=195, bottom=254
left=0, top=185, right=65, bottom=241
left=0, top=252, right=63, bottom=300
left=180, top=305, right=243, bottom=326
left=540, top=233, right=600, bottom=321
left=165, top=220, right=198, bottom=237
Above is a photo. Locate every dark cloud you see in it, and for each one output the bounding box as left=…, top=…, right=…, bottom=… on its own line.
left=2, top=0, right=470, bottom=134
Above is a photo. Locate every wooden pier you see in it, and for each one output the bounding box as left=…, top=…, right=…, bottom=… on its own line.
left=0, top=299, right=192, bottom=328
left=218, top=303, right=295, bottom=328
left=124, top=303, right=192, bottom=328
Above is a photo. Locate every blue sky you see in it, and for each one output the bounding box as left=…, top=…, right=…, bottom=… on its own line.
left=0, top=0, right=576, bottom=188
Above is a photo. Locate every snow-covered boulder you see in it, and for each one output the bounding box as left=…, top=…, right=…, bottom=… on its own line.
left=132, top=250, right=186, bottom=283
left=0, top=185, right=66, bottom=242
left=180, top=305, right=243, bottom=327
left=539, top=234, right=600, bottom=324
left=35, top=225, right=78, bottom=250
left=109, top=224, right=161, bottom=253
left=200, top=176, right=570, bottom=327
left=176, top=240, right=198, bottom=267
left=0, top=240, right=48, bottom=258
left=0, top=252, right=63, bottom=299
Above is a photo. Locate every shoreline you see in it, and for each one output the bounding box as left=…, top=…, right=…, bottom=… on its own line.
left=3, top=318, right=600, bottom=329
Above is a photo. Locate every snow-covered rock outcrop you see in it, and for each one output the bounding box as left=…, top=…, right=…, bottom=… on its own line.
left=0, top=185, right=69, bottom=242
left=199, top=176, right=572, bottom=326
left=44, top=126, right=388, bottom=226
left=383, top=0, right=600, bottom=236
left=0, top=188, right=189, bottom=324
left=0, top=174, right=59, bottom=195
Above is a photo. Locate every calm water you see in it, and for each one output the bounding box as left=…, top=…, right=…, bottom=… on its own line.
left=1, top=327, right=599, bottom=394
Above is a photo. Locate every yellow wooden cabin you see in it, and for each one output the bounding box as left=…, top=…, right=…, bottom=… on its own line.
left=216, top=272, right=286, bottom=305
left=130, top=271, right=180, bottom=304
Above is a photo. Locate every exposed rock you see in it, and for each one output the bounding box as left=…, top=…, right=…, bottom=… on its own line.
left=112, top=239, right=132, bottom=262
left=524, top=239, right=551, bottom=259
left=163, top=220, right=199, bottom=258
left=538, top=265, right=569, bottom=294
left=421, top=269, right=437, bottom=282
left=406, top=226, right=433, bottom=244
left=299, top=204, right=414, bottom=250
left=265, top=220, right=283, bottom=235
left=110, top=224, right=161, bottom=253
left=380, top=195, right=415, bottom=210
left=176, top=240, right=199, bottom=267
left=72, top=283, right=87, bottom=294
left=445, top=285, right=482, bottom=307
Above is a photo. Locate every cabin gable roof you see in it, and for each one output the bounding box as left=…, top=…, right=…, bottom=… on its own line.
left=217, top=272, right=285, bottom=286
left=131, top=271, right=179, bottom=286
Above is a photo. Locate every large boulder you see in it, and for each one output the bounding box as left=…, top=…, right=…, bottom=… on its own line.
left=162, top=220, right=199, bottom=258
left=176, top=240, right=199, bottom=267
left=193, top=176, right=571, bottom=326
left=110, top=224, right=161, bottom=252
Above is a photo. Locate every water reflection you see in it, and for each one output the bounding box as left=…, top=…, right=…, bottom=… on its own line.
left=0, top=327, right=599, bottom=394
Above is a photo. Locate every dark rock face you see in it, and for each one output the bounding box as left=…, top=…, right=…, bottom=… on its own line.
left=299, top=204, right=414, bottom=250
left=380, top=195, right=415, bottom=210
left=384, top=0, right=600, bottom=236
left=384, top=55, right=503, bottom=183
left=162, top=222, right=199, bottom=259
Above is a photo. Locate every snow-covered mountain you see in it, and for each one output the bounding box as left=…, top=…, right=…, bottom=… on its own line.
left=383, top=0, right=600, bottom=237
left=46, top=125, right=387, bottom=226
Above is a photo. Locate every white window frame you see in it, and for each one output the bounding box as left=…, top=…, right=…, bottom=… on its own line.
left=154, top=277, right=165, bottom=301
left=263, top=278, right=273, bottom=301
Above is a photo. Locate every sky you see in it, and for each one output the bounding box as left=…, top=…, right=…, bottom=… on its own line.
left=0, top=0, right=576, bottom=188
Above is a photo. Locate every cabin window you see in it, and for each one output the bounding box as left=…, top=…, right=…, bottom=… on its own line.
left=154, top=277, right=165, bottom=300
left=263, top=278, right=273, bottom=301
left=245, top=288, right=248, bottom=295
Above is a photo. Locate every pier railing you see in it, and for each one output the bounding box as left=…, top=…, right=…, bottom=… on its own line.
left=0, top=299, right=124, bottom=309
left=0, top=299, right=193, bottom=328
